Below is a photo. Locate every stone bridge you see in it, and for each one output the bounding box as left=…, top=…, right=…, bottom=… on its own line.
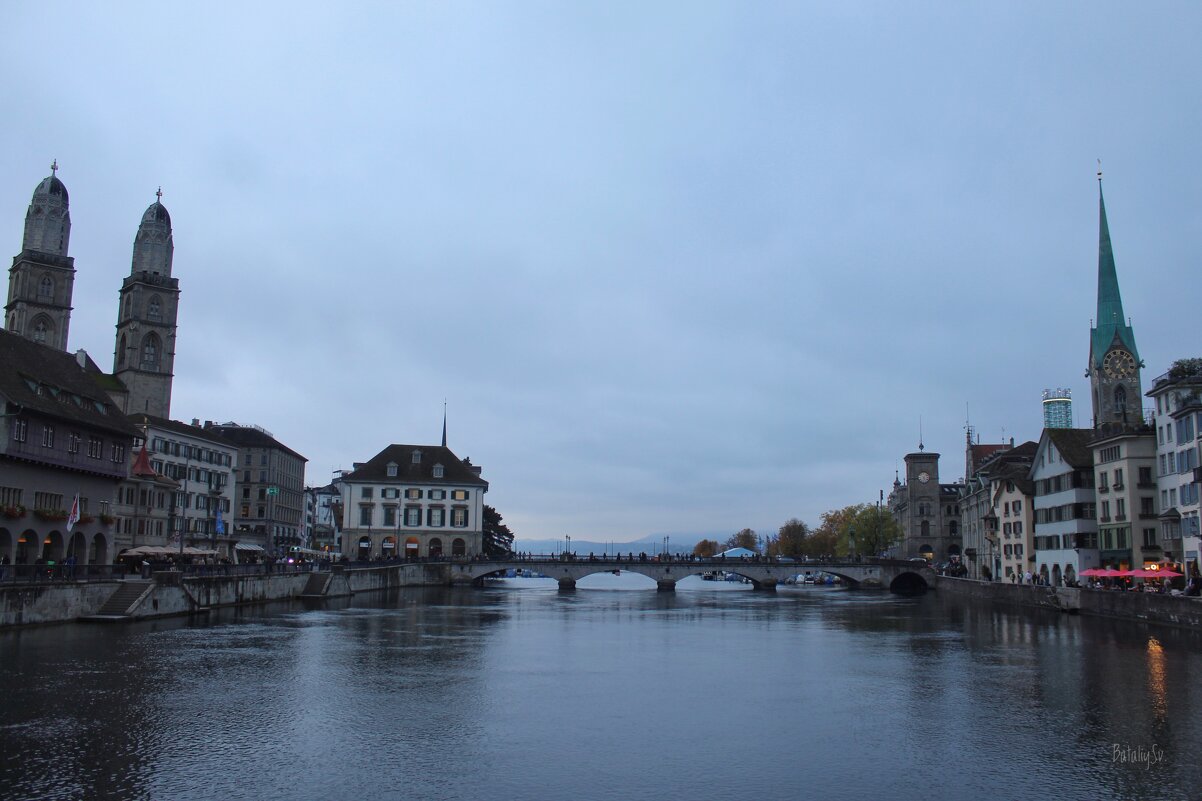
left=448, top=557, right=935, bottom=594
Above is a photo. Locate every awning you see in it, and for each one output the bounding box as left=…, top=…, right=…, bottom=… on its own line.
left=235, top=542, right=266, bottom=552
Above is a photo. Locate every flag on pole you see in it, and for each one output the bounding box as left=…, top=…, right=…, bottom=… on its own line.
left=66, top=494, right=80, bottom=533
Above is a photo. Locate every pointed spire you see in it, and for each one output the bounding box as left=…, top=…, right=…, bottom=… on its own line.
left=1090, top=170, right=1139, bottom=367
left=132, top=443, right=156, bottom=477
left=441, top=401, right=447, bottom=447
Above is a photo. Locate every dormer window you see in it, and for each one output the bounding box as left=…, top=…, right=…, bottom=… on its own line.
left=412, top=450, right=422, bottom=464
left=433, top=463, right=444, bottom=479
left=386, top=462, right=398, bottom=477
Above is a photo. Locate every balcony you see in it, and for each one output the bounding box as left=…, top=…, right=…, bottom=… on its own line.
left=1115, top=514, right=1127, bottom=522
left=1099, top=516, right=1112, bottom=523
left=1097, top=485, right=1109, bottom=494
left=1112, top=483, right=1124, bottom=491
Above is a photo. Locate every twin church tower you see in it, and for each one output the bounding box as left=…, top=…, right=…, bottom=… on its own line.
left=4, top=163, right=179, bottom=418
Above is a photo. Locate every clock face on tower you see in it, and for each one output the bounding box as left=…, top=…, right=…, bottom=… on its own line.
left=1102, top=349, right=1137, bottom=380
left=917, top=471, right=930, bottom=484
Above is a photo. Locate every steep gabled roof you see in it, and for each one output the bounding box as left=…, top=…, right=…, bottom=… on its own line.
left=1044, top=428, right=1095, bottom=468
left=344, top=444, right=488, bottom=488
left=0, top=329, right=138, bottom=437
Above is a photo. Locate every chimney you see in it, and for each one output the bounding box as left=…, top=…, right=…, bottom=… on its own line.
left=192, top=418, right=200, bottom=427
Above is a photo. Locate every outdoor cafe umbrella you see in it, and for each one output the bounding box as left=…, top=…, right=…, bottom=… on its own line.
left=1130, top=568, right=1183, bottom=578
left=1080, top=568, right=1128, bottom=577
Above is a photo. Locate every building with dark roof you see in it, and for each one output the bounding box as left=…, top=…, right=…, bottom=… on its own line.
left=1029, top=428, right=1098, bottom=584
left=0, top=329, right=139, bottom=566
left=112, top=414, right=238, bottom=557
left=203, top=421, right=307, bottom=555
left=1146, top=363, right=1202, bottom=576
left=339, top=444, right=488, bottom=559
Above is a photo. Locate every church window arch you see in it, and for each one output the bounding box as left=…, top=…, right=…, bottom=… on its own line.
left=1114, top=385, right=1128, bottom=416
left=118, top=334, right=127, bottom=367
left=37, top=275, right=53, bottom=301
left=147, top=296, right=162, bottom=322
left=31, top=316, right=53, bottom=344
left=123, top=296, right=132, bottom=319
left=141, top=333, right=162, bottom=371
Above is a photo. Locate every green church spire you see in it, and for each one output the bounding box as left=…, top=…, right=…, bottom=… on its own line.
left=1089, top=177, right=1139, bottom=369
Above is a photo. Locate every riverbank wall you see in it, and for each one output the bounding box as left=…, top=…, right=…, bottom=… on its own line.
left=0, top=562, right=453, bottom=628
left=936, top=575, right=1202, bottom=629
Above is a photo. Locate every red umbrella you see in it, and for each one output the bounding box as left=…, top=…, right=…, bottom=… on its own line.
left=1134, top=568, right=1182, bottom=578
left=1078, top=568, right=1107, bottom=577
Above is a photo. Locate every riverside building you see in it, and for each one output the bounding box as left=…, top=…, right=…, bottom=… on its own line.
left=340, top=444, right=488, bottom=560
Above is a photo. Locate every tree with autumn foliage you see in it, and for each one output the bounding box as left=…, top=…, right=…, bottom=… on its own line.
left=693, top=539, right=720, bottom=558
left=725, top=528, right=759, bottom=552
left=814, top=503, right=901, bottom=557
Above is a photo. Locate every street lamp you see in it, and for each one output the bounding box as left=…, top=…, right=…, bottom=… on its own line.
left=566, top=535, right=571, bottom=560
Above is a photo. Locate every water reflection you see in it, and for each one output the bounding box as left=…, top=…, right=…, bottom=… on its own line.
left=3, top=582, right=1202, bottom=800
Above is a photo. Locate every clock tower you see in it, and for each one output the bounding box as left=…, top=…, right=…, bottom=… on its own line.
left=1087, top=174, right=1142, bottom=428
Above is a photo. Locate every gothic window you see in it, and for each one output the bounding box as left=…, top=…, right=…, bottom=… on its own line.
left=141, top=333, right=161, bottom=371
left=118, top=334, right=127, bottom=367
left=124, top=296, right=132, bottom=319
left=32, top=317, right=51, bottom=344
left=1114, top=385, right=1128, bottom=416
left=148, top=296, right=162, bottom=322
left=37, top=275, right=53, bottom=301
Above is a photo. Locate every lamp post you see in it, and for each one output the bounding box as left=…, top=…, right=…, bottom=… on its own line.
left=566, top=534, right=571, bottom=560
left=849, top=526, right=856, bottom=562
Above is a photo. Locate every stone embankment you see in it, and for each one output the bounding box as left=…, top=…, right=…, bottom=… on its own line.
left=936, top=575, right=1202, bottom=629
left=0, top=563, right=450, bottom=628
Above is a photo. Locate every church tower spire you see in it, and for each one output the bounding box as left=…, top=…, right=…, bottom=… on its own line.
left=112, top=190, right=180, bottom=418
left=4, top=163, right=77, bottom=351
left=1088, top=170, right=1142, bottom=428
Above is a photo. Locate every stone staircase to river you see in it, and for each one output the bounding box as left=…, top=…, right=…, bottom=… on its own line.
left=82, top=581, right=154, bottom=621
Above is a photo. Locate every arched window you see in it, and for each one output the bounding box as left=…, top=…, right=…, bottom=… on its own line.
left=148, top=296, right=162, bottom=322
left=1114, top=385, right=1128, bottom=416
left=37, top=275, right=53, bottom=300
left=32, top=317, right=51, bottom=344
left=117, top=334, right=127, bottom=367
left=921, top=520, right=930, bottom=538
left=141, top=333, right=161, bottom=371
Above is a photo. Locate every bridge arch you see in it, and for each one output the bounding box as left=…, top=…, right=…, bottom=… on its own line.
left=888, top=570, right=929, bottom=595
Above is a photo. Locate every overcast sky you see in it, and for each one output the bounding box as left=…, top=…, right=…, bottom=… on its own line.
left=3, top=3, right=1200, bottom=543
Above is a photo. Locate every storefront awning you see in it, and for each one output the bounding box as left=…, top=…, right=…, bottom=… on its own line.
left=235, top=542, right=266, bottom=552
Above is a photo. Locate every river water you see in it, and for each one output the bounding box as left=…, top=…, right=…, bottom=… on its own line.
left=2, top=574, right=1200, bottom=801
